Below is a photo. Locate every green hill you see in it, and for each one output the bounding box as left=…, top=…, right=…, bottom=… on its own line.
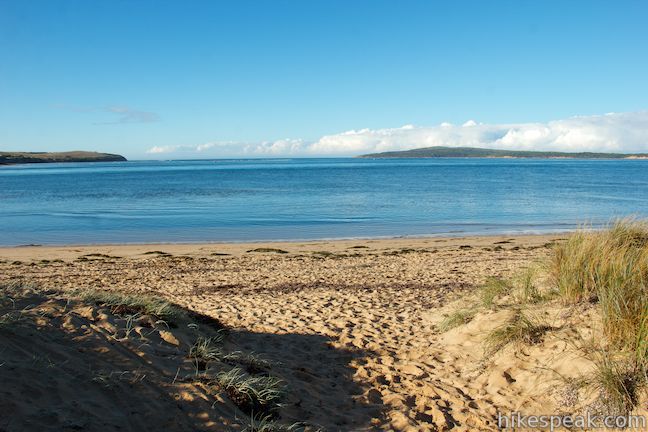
left=0, top=151, right=127, bottom=165
left=358, top=146, right=648, bottom=159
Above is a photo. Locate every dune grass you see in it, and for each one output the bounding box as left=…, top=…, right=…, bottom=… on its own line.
left=0, top=282, right=36, bottom=329
left=479, top=267, right=547, bottom=308
left=550, top=230, right=600, bottom=303
left=0, top=310, right=22, bottom=329
left=439, top=308, right=477, bottom=331
left=189, top=335, right=224, bottom=371
left=588, top=351, right=644, bottom=415
left=243, top=413, right=310, bottom=432
left=216, top=367, right=285, bottom=414
left=223, top=351, right=273, bottom=374
left=514, top=267, right=543, bottom=303
left=484, top=308, right=551, bottom=355
left=548, top=219, right=648, bottom=412
left=440, top=267, right=545, bottom=334
left=568, top=343, right=646, bottom=416
left=75, top=290, right=183, bottom=323
left=479, top=277, right=512, bottom=309
left=551, top=220, right=648, bottom=351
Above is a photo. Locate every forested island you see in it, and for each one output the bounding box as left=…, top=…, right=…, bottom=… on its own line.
left=0, top=151, right=127, bottom=165
left=359, top=146, right=648, bottom=159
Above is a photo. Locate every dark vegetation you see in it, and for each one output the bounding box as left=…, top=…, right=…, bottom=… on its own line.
left=359, top=146, right=648, bottom=159
left=0, top=151, right=126, bottom=165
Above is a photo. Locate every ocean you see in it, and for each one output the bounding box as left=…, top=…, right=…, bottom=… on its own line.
left=1, top=158, right=647, bottom=246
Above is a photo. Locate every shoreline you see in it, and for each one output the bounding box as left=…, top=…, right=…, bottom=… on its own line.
left=0, top=228, right=579, bottom=249
left=0, top=232, right=564, bottom=261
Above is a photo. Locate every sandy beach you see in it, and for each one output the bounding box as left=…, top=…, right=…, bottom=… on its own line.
left=4, top=2, right=648, bottom=430
left=3, top=231, right=648, bottom=431
left=3, top=233, right=607, bottom=431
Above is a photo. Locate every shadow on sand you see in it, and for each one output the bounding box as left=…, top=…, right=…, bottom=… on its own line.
left=0, top=289, right=382, bottom=431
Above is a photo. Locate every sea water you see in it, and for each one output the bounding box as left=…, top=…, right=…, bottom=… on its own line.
left=1, top=158, right=648, bottom=245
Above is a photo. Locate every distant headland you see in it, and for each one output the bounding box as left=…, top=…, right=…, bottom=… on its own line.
left=0, top=151, right=127, bottom=165
left=358, top=146, right=648, bottom=159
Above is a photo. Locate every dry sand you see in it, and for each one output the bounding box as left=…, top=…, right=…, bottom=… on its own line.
left=1, top=234, right=641, bottom=431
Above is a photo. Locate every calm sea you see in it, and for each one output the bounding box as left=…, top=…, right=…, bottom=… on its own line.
left=1, top=158, right=648, bottom=246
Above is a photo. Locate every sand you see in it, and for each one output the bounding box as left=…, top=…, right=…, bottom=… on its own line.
left=2, top=234, right=642, bottom=431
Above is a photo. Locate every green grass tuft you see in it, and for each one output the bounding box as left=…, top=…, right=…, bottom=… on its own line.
left=479, top=277, right=512, bottom=309
left=515, top=267, right=542, bottom=303
left=0, top=310, right=23, bottom=329
left=243, top=413, right=310, bottom=432
left=75, top=290, right=183, bottom=323
left=189, top=335, right=224, bottom=370
left=577, top=348, right=646, bottom=416
left=216, top=367, right=285, bottom=414
left=439, top=308, right=477, bottom=331
left=551, top=220, right=648, bottom=353
left=223, top=351, right=272, bottom=374
left=484, top=309, right=551, bottom=355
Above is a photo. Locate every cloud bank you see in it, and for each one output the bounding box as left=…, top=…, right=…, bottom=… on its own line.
left=146, top=111, right=648, bottom=157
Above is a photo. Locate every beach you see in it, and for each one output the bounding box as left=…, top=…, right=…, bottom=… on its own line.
left=4, top=2, right=648, bottom=430
left=1, top=233, right=586, bottom=430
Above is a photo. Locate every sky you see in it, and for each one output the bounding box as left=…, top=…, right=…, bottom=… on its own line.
left=1, top=0, right=647, bottom=159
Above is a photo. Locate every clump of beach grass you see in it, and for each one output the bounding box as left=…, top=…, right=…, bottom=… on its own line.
left=243, top=413, right=310, bottom=432
left=548, top=219, right=648, bottom=412
left=0, top=310, right=23, bottom=329
left=574, top=347, right=646, bottom=416
left=92, top=370, right=147, bottom=388
left=482, top=266, right=548, bottom=307
left=484, top=308, right=551, bottom=355
left=479, top=277, right=512, bottom=309
left=215, top=367, right=285, bottom=414
left=550, top=230, right=601, bottom=303
left=439, top=308, right=477, bottom=331
left=75, top=290, right=183, bottom=323
left=439, top=267, right=547, bottom=333
left=223, top=351, right=273, bottom=374
left=0, top=282, right=39, bottom=329
left=514, top=267, right=543, bottom=303
left=189, top=335, right=224, bottom=371
left=551, top=220, right=648, bottom=351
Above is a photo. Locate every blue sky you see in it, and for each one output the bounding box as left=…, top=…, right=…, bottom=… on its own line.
left=1, top=0, right=647, bottom=158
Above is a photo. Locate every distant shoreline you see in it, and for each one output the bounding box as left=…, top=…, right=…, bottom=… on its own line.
left=0, top=151, right=127, bottom=165
left=358, top=146, right=648, bottom=159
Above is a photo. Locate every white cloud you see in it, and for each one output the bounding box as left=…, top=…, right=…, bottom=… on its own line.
left=145, top=142, right=243, bottom=155
left=244, top=138, right=305, bottom=155
left=145, top=111, right=648, bottom=157
left=306, top=111, right=648, bottom=155
left=146, top=145, right=175, bottom=154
